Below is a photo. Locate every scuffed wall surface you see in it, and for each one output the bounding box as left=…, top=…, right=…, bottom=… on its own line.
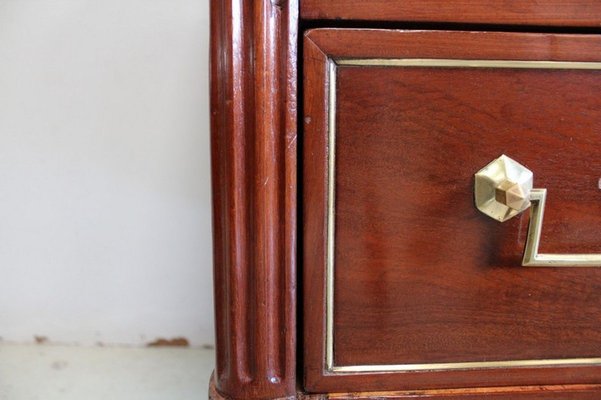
left=0, top=0, right=213, bottom=347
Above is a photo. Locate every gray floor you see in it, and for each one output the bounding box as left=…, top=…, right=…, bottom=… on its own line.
left=0, top=344, right=215, bottom=400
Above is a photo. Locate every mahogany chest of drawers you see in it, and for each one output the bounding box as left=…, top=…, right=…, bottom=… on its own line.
left=210, top=2, right=601, bottom=399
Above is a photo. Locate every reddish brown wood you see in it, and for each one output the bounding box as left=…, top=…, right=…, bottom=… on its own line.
left=301, top=1, right=601, bottom=27
left=319, top=384, right=601, bottom=399
left=210, top=374, right=601, bottom=400
left=334, top=67, right=601, bottom=365
left=302, top=31, right=331, bottom=394
left=210, top=0, right=298, bottom=399
left=303, top=29, right=601, bottom=394
left=209, top=374, right=296, bottom=400
left=304, top=30, right=601, bottom=61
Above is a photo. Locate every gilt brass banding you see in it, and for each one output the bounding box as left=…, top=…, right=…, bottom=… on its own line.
left=332, top=358, right=601, bottom=373
left=325, top=58, right=601, bottom=375
left=326, top=59, right=337, bottom=369
left=337, top=58, right=601, bottom=70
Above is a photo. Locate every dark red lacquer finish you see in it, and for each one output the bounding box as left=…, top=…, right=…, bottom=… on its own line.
left=303, top=29, right=601, bottom=394
left=210, top=0, right=601, bottom=398
left=301, top=0, right=601, bottom=27
left=210, top=0, right=298, bottom=399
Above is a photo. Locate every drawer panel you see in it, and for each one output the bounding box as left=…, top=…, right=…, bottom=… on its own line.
left=301, top=1, right=601, bottom=27
left=303, top=30, right=601, bottom=392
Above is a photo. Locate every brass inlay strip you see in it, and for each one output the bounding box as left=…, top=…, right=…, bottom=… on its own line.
left=326, top=59, right=337, bottom=370
left=337, top=58, right=601, bottom=69
left=324, top=57, right=601, bottom=374
left=332, top=358, right=601, bottom=373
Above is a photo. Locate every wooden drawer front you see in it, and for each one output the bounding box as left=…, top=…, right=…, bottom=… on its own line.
left=301, top=1, right=601, bottom=26
left=303, top=30, right=601, bottom=392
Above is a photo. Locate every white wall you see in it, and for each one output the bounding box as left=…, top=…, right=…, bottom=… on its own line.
left=0, top=0, right=214, bottom=347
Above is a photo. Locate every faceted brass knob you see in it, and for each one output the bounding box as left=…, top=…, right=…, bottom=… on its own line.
left=474, top=155, right=533, bottom=222
left=494, top=180, right=530, bottom=212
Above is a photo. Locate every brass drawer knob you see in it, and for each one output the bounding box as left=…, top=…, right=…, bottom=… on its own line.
left=475, top=155, right=601, bottom=267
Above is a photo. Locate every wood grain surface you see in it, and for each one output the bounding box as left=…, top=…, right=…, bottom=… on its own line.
left=310, top=384, right=601, bottom=399
left=303, top=29, right=601, bottom=394
left=301, top=1, right=601, bottom=27
left=210, top=1, right=298, bottom=399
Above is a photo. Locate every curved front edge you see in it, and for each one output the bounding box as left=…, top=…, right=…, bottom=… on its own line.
left=210, top=0, right=299, bottom=399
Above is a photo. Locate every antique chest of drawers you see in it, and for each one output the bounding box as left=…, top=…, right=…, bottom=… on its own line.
left=210, top=1, right=601, bottom=399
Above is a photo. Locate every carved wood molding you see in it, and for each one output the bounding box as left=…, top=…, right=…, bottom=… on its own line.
left=210, top=1, right=298, bottom=399
left=209, top=374, right=601, bottom=399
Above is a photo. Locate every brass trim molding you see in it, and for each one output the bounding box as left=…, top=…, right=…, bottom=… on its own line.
left=331, top=358, right=601, bottom=373
left=324, top=58, right=601, bottom=374
left=337, top=58, right=601, bottom=69
left=326, top=59, right=337, bottom=369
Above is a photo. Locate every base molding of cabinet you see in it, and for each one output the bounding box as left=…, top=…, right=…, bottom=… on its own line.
left=210, top=373, right=601, bottom=400
left=209, top=373, right=296, bottom=400
left=303, top=385, right=601, bottom=399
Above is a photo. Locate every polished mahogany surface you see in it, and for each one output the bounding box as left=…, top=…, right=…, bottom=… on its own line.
left=301, top=1, right=601, bottom=27
left=335, top=65, right=601, bottom=364
left=307, top=384, right=601, bottom=400
left=303, top=30, right=601, bottom=393
left=210, top=0, right=601, bottom=397
left=210, top=0, right=298, bottom=399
